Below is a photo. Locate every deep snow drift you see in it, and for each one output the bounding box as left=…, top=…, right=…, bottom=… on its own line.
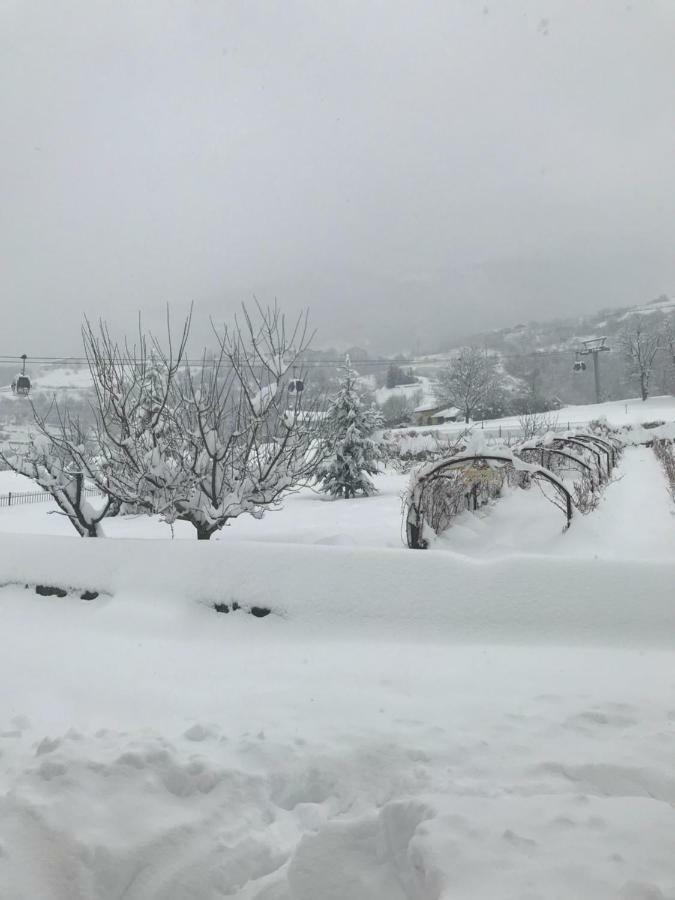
left=0, top=435, right=674, bottom=898
left=2, top=596, right=675, bottom=900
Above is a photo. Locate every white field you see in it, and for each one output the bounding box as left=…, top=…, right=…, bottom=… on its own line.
left=373, top=375, right=436, bottom=408
left=390, top=394, right=675, bottom=437
left=0, top=406, right=674, bottom=898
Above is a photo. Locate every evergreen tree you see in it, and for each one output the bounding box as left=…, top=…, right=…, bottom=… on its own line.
left=319, top=356, right=384, bottom=498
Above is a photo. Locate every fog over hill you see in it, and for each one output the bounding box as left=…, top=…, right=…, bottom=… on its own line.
left=2, top=2, right=674, bottom=356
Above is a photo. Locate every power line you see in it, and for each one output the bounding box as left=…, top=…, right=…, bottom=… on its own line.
left=0, top=348, right=579, bottom=368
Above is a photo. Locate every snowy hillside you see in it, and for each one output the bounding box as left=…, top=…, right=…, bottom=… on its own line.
left=465, top=293, right=675, bottom=353
left=390, top=394, right=675, bottom=440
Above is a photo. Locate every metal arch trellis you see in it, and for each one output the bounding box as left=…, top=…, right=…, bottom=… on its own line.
left=516, top=444, right=595, bottom=483
left=569, top=433, right=618, bottom=473
left=522, top=432, right=622, bottom=484
left=405, top=452, right=574, bottom=549
left=545, top=436, right=605, bottom=483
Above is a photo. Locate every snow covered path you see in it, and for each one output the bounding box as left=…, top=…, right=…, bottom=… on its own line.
left=561, top=445, right=675, bottom=559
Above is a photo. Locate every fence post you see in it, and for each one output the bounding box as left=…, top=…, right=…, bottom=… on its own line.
left=8, top=492, right=11, bottom=507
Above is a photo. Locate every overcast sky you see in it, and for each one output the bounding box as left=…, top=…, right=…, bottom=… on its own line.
left=1, top=0, right=674, bottom=354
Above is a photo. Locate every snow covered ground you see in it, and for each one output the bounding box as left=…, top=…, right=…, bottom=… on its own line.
left=373, top=375, right=435, bottom=408
left=392, top=395, right=675, bottom=439
left=2, top=446, right=672, bottom=560
left=0, top=435, right=674, bottom=897
left=2, top=595, right=675, bottom=900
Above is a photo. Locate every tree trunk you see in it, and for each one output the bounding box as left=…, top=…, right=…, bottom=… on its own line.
left=640, top=372, right=648, bottom=401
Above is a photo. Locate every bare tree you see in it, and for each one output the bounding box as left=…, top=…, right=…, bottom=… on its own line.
left=167, top=303, right=326, bottom=538
left=25, top=308, right=195, bottom=524
left=0, top=435, right=117, bottom=537
left=518, top=410, right=558, bottom=441
left=0, top=312, right=190, bottom=536
left=620, top=316, right=661, bottom=401
left=663, top=318, right=675, bottom=394
left=437, top=348, right=501, bottom=422
left=8, top=304, right=326, bottom=540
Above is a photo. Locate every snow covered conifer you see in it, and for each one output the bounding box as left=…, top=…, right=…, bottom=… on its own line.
left=318, top=356, right=384, bottom=499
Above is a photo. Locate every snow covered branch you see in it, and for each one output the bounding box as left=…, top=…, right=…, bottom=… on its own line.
left=0, top=436, right=116, bottom=537
left=8, top=304, right=326, bottom=540
left=167, top=303, right=326, bottom=538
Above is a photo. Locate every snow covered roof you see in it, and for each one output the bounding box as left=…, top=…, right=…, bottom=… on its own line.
left=432, top=406, right=460, bottom=419
left=414, top=401, right=441, bottom=413
left=414, top=402, right=460, bottom=418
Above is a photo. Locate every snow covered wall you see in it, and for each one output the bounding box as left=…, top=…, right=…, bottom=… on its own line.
left=1, top=534, right=673, bottom=648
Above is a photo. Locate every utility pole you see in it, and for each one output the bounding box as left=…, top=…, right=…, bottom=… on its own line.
left=577, top=337, right=611, bottom=404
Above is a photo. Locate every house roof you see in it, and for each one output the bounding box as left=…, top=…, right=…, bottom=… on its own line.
left=414, top=402, right=460, bottom=418
left=414, top=401, right=441, bottom=413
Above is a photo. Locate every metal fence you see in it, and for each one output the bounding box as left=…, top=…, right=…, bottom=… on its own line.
left=0, top=486, right=100, bottom=509
left=419, top=420, right=599, bottom=439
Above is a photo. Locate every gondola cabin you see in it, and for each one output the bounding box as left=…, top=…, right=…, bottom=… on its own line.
left=13, top=374, right=31, bottom=396
left=11, top=355, right=31, bottom=396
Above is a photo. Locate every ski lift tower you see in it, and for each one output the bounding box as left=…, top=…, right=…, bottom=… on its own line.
left=578, top=337, right=610, bottom=404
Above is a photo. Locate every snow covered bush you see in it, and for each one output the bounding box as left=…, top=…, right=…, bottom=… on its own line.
left=382, top=429, right=467, bottom=472
left=318, top=356, right=384, bottom=498
left=652, top=439, right=675, bottom=501
left=572, top=470, right=602, bottom=514
left=518, top=411, right=558, bottom=441
left=406, top=458, right=507, bottom=542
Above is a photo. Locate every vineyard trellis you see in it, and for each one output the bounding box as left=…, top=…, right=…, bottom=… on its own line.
left=405, top=451, right=574, bottom=549
left=404, top=427, right=623, bottom=549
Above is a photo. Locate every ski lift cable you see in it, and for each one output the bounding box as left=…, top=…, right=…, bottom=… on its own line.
left=0, top=348, right=585, bottom=368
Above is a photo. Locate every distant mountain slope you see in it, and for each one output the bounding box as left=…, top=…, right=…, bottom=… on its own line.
left=456, top=294, right=675, bottom=406
left=457, top=294, right=674, bottom=355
